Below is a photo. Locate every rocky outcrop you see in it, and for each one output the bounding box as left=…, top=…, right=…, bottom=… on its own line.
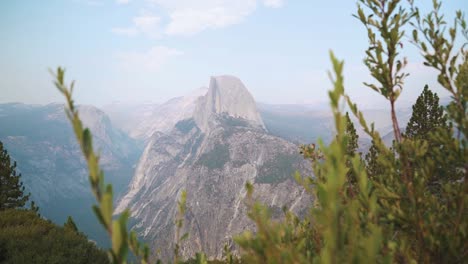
left=104, top=87, right=208, bottom=142
left=106, top=75, right=266, bottom=141
left=194, top=75, right=265, bottom=132
left=116, top=76, right=310, bottom=260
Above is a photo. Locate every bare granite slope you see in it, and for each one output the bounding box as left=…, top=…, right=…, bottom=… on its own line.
left=116, top=76, right=310, bottom=260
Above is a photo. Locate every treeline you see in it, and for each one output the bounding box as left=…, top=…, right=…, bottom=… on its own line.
left=0, top=142, right=109, bottom=263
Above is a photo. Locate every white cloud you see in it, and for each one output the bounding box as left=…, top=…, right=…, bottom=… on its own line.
left=116, top=0, right=130, bottom=4
left=133, top=14, right=161, bottom=37
left=112, top=13, right=161, bottom=38
left=165, top=4, right=255, bottom=36
left=116, top=46, right=183, bottom=72
left=113, top=0, right=285, bottom=37
left=263, top=0, right=283, bottom=8
left=155, top=0, right=257, bottom=36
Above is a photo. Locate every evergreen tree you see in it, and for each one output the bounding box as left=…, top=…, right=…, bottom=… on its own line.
left=344, top=112, right=359, bottom=196
left=64, top=216, right=79, bottom=232
left=30, top=201, right=40, bottom=216
left=0, top=141, right=30, bottom=210
left=345, top=112, right=359, bottom=157
left=405, top=86, right=459, bottom=191
left=237, top=1, right=467, bottom=263
left=405, top=85, right=449, bottom=139
left=364, top=140, right=382, bottom=179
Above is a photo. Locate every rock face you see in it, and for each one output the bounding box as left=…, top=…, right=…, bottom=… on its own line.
left=116, top=76, right=311, bottom=260
left=105, top=76, right=266, bottom=141
left=194, top=76, right=266, bottom=132
left=104, top=87, right=208, bottom=142
left=0, top=103, right=141, bottom=246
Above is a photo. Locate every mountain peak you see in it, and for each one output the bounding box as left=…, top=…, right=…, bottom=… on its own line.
left=194, top=75, right=265, bottom=132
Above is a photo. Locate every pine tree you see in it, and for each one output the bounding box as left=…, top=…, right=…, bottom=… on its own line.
left=405, top=85, right=449, bottom=139
left=404, top=86, right=458, bottom=191
left=344, top=112, right=359, bottom=196
left=0, top=141, right=30, bottom=210
left=30, top=200, right=40, bottom=216
left=64, top=216, right=79, bottom=232
left=364, top=140, right=382, bottom=179
left=345, top=112, right=359, bottom=157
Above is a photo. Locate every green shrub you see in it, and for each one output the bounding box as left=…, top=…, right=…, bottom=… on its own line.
left=236, top=1, right=468, bottom=263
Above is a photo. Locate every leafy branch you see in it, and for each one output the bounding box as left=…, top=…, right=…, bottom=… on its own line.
left=52, top=67, right=150, bottom=264
left=354, top=0, right=414, bottom=143
left=410, top=0, right=468, bottom=137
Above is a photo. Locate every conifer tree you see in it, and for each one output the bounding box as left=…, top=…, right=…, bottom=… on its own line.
left=64, top=216, right=79, bottom=232
left=364, top=140, right=382, bottom=179
left=405, top=85, right=449, bottom=139
left=0, top=141, right=30, bottom=210
left=345, top=112, right=359, bottom=157
left=344, top=112, right=359, bottom=195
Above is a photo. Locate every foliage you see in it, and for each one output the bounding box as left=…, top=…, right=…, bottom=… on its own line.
left=355, top=0, right=413, bottom=142
left=235, top=181, right=318, bottom=263
left=50, top=0, right=467, bottom=263
left=405, top=85, right=449, bottom=139
left=0, top=209, right=109, bottom=264
left=174, top=190, right=188, bottom=264
left=52, top=68, right=151, bottom=263
left=344, top=113, right=359, bottom=157
left=405, top=85, right=461, bottom=193
left=53, top=68, right=190, bottom=264
left=364, top=139, right=383, bottom=179
left=344, top=112, right=360, bottom=196
left=0, top=141, right=30, bottom=210
left=236, top=0, right=468, bottom=263
left=237, top=52, right=386, bottom=263
left=64, top=216, right=79, bottom=233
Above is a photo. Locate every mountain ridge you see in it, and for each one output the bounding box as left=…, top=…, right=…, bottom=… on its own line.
left=115, top=76, right=311, bottom=260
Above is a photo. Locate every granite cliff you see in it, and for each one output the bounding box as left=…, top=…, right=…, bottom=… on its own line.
left=116, top=76, right=311, bottom=260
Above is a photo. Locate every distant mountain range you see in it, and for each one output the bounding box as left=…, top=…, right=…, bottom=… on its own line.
left=1, top=75, right=434, bottom=259
left=0, top=103, right=142, bottom=246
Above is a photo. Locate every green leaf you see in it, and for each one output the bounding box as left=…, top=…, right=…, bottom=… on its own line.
left=82, top=129, right=92, bottom=158
left=100, top=185, right=113, bottom=226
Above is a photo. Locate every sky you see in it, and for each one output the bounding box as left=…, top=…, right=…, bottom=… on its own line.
left=0, top=0, right=466, bottom=109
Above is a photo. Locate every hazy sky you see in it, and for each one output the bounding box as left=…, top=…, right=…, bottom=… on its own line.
left=0, top=0, right=466, bottom=108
